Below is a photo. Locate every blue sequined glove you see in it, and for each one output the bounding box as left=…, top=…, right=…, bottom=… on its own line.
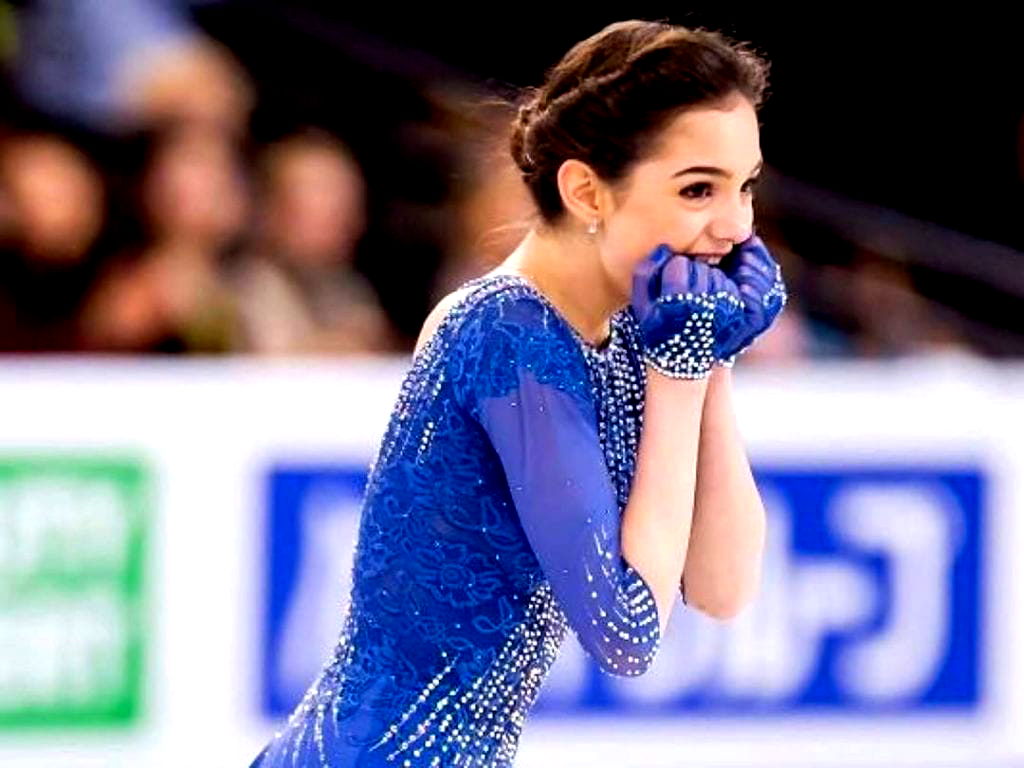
left=631, top=244, right=746, bottom=380
left=715, top=235, right=788, bottom=366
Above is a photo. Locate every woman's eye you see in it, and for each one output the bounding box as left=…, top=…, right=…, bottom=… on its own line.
left=680, top=177, right=761, bottom=200
left=680, top=183, right=712, bottom=199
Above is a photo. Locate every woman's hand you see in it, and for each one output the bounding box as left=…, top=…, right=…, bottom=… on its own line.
left=631, top=244, right=745, bottom=379
left=715, top=235, right=788, bottom=363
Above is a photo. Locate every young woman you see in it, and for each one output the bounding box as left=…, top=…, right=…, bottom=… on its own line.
left=251, top=19, right=785, bottom=768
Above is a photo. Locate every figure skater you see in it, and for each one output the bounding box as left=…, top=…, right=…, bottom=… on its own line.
left=250, top=18, right=785, bottom=767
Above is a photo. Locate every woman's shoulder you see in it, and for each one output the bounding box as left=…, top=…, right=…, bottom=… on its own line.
left=413, top=272, right=562, bottom=358
left=412, top=283, right=478, bottom=358
left=425, top=273, right=595, bottom=410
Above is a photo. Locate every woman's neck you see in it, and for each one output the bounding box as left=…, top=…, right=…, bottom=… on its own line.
left=491, top=227, right=623, bottom=347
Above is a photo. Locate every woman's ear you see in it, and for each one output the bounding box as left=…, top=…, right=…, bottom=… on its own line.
left=556, top=159, right=607, bottom=228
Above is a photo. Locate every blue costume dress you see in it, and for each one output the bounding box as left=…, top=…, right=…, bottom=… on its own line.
left=250, top=273, right=662, bottom=768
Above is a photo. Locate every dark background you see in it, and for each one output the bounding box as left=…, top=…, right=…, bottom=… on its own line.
left=5, top=2, right=1019, bottom=353
left=195, top=3, right=1024, bottom=251
left=179, top=3, right=1023, bottom=350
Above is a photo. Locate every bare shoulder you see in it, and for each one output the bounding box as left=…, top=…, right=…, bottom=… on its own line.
left=413, top=283, right=480, bottom=357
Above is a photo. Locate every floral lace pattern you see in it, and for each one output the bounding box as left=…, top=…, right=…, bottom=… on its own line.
left=250, top=274, right=658, bottom=768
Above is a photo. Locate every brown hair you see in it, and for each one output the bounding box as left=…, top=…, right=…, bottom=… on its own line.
left=510, top=20, right=769, bottom=221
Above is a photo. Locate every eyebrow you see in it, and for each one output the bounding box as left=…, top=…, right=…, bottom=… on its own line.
left=673, top=159, right=764, bottom=179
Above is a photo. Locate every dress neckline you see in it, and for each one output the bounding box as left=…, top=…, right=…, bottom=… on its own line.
left=474, top=271, right=619, bottom=356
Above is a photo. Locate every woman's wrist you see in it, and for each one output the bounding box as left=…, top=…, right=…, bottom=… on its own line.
left=645, top=362, right=713, bottom=394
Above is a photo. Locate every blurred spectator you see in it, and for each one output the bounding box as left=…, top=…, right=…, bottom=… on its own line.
left=225, top=129, right=396, bottom=355
left=429, top=93, right=534, bottom=304
left=845, top=246, right=973, bottom=359
left=9, top=0, right=252, bottom=133
left=797, top=231, right=974, bottom=360
left=0, top=130, right=107, bottom=350
left=78, top=122, right=245, bottom=352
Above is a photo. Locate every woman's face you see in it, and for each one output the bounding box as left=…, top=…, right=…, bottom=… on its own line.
left=597, top=94, right=763, bottom=298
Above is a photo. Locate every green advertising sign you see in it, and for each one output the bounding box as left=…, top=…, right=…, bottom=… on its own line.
left=0, top=456, right=149, bottom=728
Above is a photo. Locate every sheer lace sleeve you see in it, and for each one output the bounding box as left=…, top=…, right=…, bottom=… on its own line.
left=453, top=292, right=661, bottom=677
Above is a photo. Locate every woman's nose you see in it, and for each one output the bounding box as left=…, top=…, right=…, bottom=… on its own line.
left=709, top=199, right=754, bottom=245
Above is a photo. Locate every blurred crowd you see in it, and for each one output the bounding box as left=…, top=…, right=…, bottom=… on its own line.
left=0, top=1, right=984, bottom=361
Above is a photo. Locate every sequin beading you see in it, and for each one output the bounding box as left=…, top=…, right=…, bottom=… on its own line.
left=250, top=273, right=660, bottom=768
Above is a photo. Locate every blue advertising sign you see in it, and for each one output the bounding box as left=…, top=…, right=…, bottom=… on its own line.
left=262, top=464, right=983, bottom=717
left=262, top=466, right=366, bottom=716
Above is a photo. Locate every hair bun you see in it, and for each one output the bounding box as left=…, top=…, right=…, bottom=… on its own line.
left=510, top=98, right=541, bottom=174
